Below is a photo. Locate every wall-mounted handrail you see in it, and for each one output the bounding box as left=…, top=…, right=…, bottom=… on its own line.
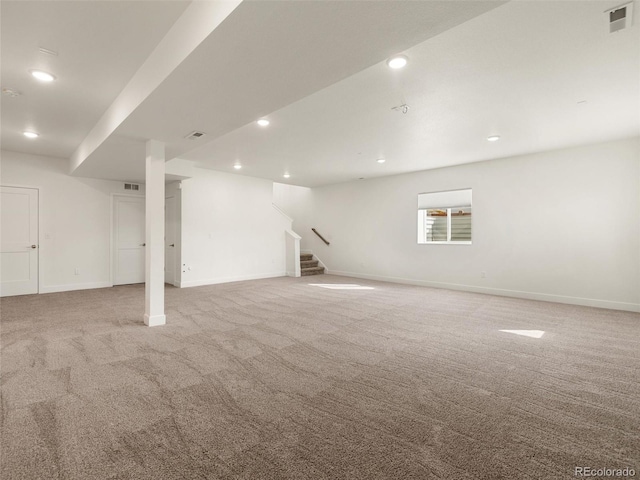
left=312, top=228, right=330, bottom=246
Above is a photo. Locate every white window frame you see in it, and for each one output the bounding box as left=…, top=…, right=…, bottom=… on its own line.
left=417, top=189, right=472, bottom=245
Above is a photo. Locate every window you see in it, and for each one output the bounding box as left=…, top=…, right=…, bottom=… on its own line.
left=417, top=188, right=472, bottom=244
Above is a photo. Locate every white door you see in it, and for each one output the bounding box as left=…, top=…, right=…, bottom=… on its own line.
left=165, top=196, right=176, bottom=285
left=113, top=195, right=145, bottom=285
left=1, top=186, right=38, bottom=297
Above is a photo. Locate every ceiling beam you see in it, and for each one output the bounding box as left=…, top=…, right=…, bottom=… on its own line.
left=69, top=0, right=242, bottom=175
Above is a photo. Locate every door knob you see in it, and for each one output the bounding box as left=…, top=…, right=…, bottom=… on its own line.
left=30, top=245, right=37, bottom=249
left=169, top=244, right=175, bottom=247
left=140, top=243, right=146, bottom=247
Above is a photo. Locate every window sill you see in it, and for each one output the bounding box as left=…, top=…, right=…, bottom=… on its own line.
left=418, top=241, right=472, bottom=245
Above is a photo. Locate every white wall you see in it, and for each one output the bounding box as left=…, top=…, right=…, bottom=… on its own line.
left=1, top=152, right=293, bottom=293
left=5, top=138, right=638, bottom=310
left=179, top=167, right=291, bottom=287
left=0, top=150, right=142, bottom=293
left=272, top=182, right=314, bottom=250
left=302, top=138, right=640, bottom=311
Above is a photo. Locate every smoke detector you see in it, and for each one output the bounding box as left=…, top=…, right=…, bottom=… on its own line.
left=392, top=103, right=410, bottom=114
left=185, top=131, right=206, bottom=140
left=606, top=3, right=633, bottom=33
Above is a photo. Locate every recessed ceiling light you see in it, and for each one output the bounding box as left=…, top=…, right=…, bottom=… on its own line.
left=386, top=55, right=408, bottom=69
left=487, top=135, right=501, bottom=142
left=376, top=158, right=386, bottom=164
left=257, top=119, right=270, bottom=127
left=283, top=173, right=290, bottom=179
left=23, top=131, right=39, bottom=139
left=233, top=164, right=242, bottom=170
left=30, top=70, right=56, bottom=82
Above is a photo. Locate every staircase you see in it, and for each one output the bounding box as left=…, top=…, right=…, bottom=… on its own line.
left=300, top=253, right=324, bottom=276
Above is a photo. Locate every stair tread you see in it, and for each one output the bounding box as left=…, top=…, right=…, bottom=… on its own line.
left=300, top=253, right=320, bottom=276
left=301, top=266, right=325, bottom=276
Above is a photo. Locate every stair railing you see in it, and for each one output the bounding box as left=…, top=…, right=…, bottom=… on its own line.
left=312, top=228, right=330, bottom=246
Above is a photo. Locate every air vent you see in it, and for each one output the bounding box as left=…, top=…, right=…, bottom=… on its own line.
left=606, top=3, right=633, bottom=33
left=38, top=47, right=58, bottom=56
left=124, top=183, right=140, bottom=191
left=185, top=131, right=206, bottom=140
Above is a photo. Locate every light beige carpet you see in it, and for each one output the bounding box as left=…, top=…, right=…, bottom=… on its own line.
left=1, top=275, right=639, bottom=479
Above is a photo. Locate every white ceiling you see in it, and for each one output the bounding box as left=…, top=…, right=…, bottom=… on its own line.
left=183, top=0, right=640, bottom=186
left=0, top=0, right=189, bottom=158
left=2, top=1, right=638, bottom=187
left=72, top=0, right=504, bottom=181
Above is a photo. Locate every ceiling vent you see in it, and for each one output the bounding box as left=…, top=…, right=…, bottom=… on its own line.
left=185, top=131, right=206, bottom=140
left=38, top=47, right=58, bottom=56
left=124, top=183, right=140, bottom=191
left=606, top=3, right=633, bottom=33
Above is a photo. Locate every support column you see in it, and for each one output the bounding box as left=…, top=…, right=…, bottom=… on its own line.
left=144, top=140, right=166, bottom=326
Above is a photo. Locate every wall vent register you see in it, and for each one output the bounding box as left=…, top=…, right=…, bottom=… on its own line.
left=124, top=183, right=140, bottom=191
left=606, top=3, right=633, bottom=33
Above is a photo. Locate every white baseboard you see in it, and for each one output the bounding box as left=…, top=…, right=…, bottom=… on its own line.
left=313, top=254, right=328, bottom=274
left=34, top=271, right=637, bottom=312
left=39, top=281, right=112, bottom=294
left=180, top=271, right=286, bottom=288
left=329, top=270, right=640, bottom=313
left=144, top=314, right=166, bottom=327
